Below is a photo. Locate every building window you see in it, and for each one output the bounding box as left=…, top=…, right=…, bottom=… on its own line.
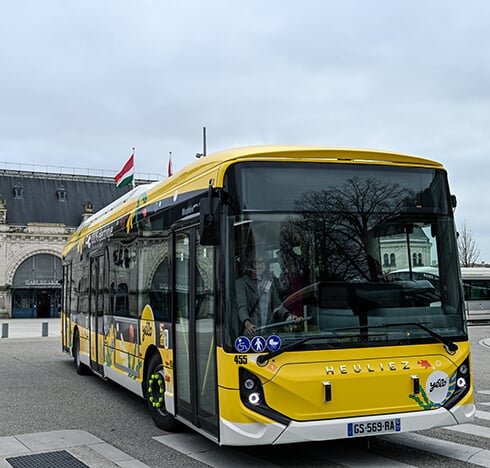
left=13, top=184, right=24, bottom=199
left=383, top=253, right=389, bottom=266
left=390, top=253, right=396, bottom=266
left=412, top=253, right=424, bottom=267
left=57, top=186, right=66, bottom=202
left=411, top=253, right=424, bottom=266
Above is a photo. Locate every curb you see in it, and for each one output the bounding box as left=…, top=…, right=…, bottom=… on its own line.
left=0, top=318, right=60, bottom=339
left=480, top=338, right=490, bottom=349
left=0, top=430, right=149, bottom=467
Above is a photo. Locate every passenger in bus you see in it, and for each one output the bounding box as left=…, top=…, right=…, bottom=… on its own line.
left=276, top=247, right=304, bottom=318
left=236, top=250, right=302, bottom=336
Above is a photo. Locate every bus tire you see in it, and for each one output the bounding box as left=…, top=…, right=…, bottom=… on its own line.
left=146, top=352, right=177, bottom=431
left=74, top=331, right=90, bottom=375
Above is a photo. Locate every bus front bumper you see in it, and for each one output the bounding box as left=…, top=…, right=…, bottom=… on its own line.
left=219, top=403, right=476, bottom=446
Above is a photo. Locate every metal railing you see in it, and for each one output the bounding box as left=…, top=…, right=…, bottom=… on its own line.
left=0, top=161, right=163, bottom=181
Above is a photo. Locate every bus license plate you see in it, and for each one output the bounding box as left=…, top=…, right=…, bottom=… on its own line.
left=347, top=418, right=401, bottom=437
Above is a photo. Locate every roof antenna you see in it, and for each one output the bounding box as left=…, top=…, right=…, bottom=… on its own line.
left=195, top=127, right=207, bottom=158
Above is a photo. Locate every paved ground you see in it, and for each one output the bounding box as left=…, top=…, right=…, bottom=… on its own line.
left=0, top=319, right=150, bottom=468
left=2, top=318, right=489, bottom=468
left=0, top=430, right=149, bottom=467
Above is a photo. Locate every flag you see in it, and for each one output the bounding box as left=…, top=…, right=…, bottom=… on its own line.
left=115, top=150, right=135, bottom=188
left=168, top=152, right=173, bottom=177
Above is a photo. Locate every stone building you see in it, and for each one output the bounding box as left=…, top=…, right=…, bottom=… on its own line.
left=379, top=227, right=434, bottom=273
left=0, top=168, right=149, bottom=318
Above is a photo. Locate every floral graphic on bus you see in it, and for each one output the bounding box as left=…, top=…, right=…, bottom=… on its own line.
left=409, top=370, right=456, bottom=409
left=103, top=321, right=141, bottom=378
left=128, top=342, right=142, bottom=380
left=105, top=323, right=116, bottom=367
left=125, top=192, right=148, bottom=233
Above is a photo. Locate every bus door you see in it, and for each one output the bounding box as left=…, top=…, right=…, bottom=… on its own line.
left=61, top=262, right=72, bottom=353
left=89, top=252, right=105, bottom=375
left=174, top=227, right=218, bottom=436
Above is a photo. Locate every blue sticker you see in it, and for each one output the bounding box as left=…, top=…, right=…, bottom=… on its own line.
left=267, top=335, right=282, bottom=351
left=235, top=336, right=251, bottom=353
left=251, top=336, right=267, bottom=353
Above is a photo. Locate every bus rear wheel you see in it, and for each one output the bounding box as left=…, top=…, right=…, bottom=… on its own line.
left=146, top=352, right=177, bottom=431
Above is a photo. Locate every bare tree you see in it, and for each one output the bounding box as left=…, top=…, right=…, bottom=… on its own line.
left=458, top=220, right=481, bottom=266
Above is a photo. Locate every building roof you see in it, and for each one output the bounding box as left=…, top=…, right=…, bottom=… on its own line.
left=0, top=169, right=144, bottom=227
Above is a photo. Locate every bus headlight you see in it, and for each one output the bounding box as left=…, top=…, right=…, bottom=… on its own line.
left=239, top=369, right=264, bottom=408
left=238, top=367, right=291, bottom=425
left=244, top=378, right=255, bottom=390
left=249, top=392, right=261, bottom=405
left=453, top=359, right=470, bottom=391
left=443, top=357, right=471, bottom=410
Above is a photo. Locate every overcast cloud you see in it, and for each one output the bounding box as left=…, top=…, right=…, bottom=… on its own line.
left=1, top=1, right=490, bottom=260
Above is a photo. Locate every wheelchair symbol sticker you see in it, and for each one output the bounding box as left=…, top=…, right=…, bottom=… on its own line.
left=235, top=336, right=251, bottom=353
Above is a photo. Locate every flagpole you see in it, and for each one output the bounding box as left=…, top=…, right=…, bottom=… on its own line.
left=132, top=147, right=136, bottom=189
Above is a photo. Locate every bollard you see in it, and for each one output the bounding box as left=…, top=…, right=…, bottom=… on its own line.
left=1, top=323, right=8, bottom=338
left=42, top=321, right=49, bottom=337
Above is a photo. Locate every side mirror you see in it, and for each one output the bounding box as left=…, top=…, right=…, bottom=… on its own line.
left=200, top=189, right=221, bottom=246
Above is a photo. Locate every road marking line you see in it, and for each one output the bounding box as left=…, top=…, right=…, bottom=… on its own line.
left=478, top=339, right=490, bottom=349
left=381, top=432, right=490, bottom=467
left=445, top=423, right=490, bottom=439
left=323, top=446, right=417, bottom=467
left=154, top=432, right=417, bottom=467
left=476, top=410, right=490, bottom=421
left=155, top=419, right=490, bottom=468
left=153, top=433, right=279, bottom=468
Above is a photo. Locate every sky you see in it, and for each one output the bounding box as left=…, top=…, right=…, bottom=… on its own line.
left=1, top=1, right=490, bottom=260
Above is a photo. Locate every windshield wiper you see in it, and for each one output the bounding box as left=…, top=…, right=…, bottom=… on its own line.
left=345, top=322, right=458, bottom=353
left=256, top=321, right=458, bottom=364
left=256, top=334, right=338, bottom=364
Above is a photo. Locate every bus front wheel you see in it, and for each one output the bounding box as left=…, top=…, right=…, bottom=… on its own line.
left=146, top=352, right=177, bottom=431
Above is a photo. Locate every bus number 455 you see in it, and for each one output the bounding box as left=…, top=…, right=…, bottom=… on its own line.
left=234, top=355, right=248, bottom=365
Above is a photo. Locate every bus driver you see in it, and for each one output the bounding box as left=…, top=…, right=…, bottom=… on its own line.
left=236, top=250, right=302, bottom=336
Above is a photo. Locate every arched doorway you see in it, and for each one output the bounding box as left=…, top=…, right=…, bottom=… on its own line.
left=11, top=254, right=62, bottom=318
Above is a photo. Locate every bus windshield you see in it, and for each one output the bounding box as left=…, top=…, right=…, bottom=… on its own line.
left=223, top=163, right=466, bottom=352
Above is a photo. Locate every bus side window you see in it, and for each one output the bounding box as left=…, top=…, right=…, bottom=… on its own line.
left=149, top=258, right=170, bottom=321
left=115, top=283, right=129, bottom=316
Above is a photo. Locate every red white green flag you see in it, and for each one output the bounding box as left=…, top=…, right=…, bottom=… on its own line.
left=168, top=151, right=173, bottom=177
left=115, top=149, right=135, bottom=188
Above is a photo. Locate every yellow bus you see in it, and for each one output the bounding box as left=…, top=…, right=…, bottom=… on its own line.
left=61, top=145, right=475, bottom=445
